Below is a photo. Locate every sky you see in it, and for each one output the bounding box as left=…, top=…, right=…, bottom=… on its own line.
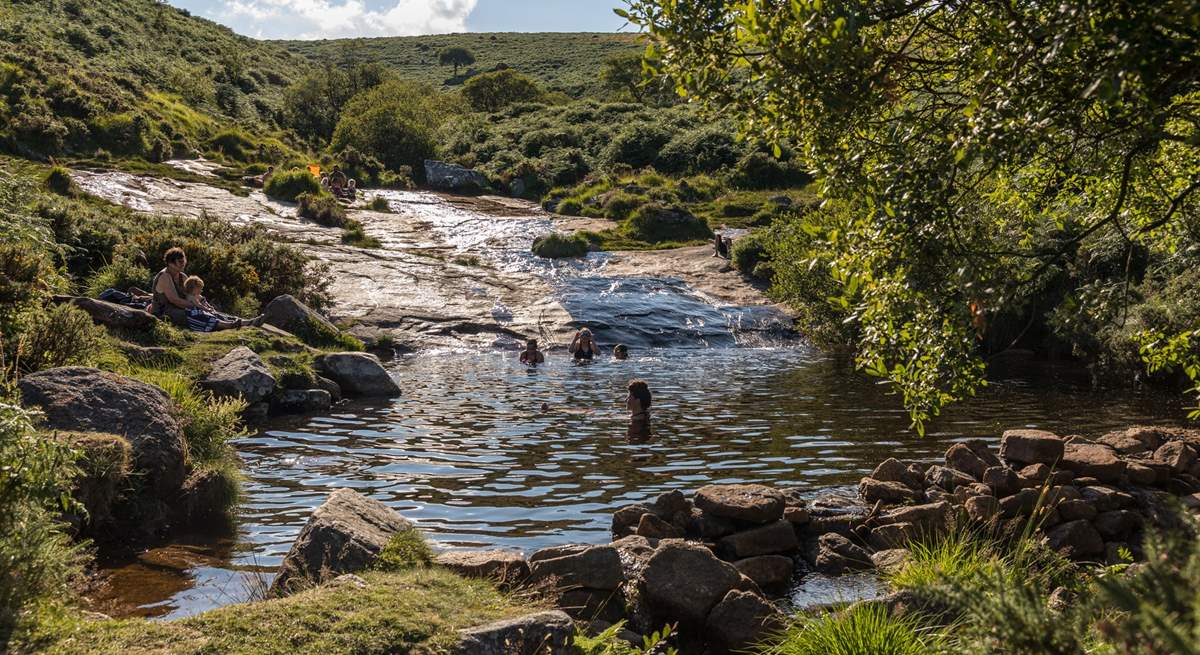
left=167, top=0, right=631, bottom=40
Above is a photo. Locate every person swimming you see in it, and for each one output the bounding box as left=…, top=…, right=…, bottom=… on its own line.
left=519, top=338, right=545, bottom=365
left=626, top=379, right=652, bottom=441
left=569, top=328, right=598, bottom=362
left=613, top=344, right=629, bottom=360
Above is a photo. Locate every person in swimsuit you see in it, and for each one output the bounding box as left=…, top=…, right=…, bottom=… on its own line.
left=569, top=328, right=598, bottom=362
left=613, top=344, right=629, bottom=360
left=519, top=338, right=545, bottom=365
left=626, top=379, right=652, bottom=441
left=149, top=247, right=192, bottom=327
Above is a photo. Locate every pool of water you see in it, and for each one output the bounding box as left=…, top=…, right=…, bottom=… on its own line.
left=87, top=346, right=1180, bottom=619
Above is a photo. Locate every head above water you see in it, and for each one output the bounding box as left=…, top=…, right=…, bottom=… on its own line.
left=614, top=344, right=628, bottom=360
left=525, top=339, right=538, bottom=351
left=628, top=379, right=651, bottom=408
left=579, top=328, right=593, bottom=340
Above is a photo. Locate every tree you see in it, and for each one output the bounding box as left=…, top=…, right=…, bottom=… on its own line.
left=438, top=46, right=476, bottom=77
left=282, top=63, right=391, bottom=143
left=330, top=80, right=461, bottom=173
left=600, top=52, right=676, bottom=106
left=623, top=1, right=1200, bottom=431
left=462, top=69, right=544, bottom=112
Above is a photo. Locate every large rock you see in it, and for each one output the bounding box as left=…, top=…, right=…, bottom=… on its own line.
left=528, top=544, right=625, bottom=590
left=201, top=346, right=276, bottom=404
left=425, top=160, right=489, bottom=192
left=271, top=488, right=413, bottom=595
left=1154, top=441, right=1198, bottom=473
left=869, top=522, right=919, bottom=550
left=315, top=352, right=400, bottom=397
left=54, top=295, right=157, bottom=330
left=19, top=367, right=187, bottom=495
left=733, top=555, right=794, bottom=589
left=1061, top=443, right=1126, bottom=483
left=262, top=294, right=339, bottom=337
left=1098, top=427, right=1162, bottom=455
left=639, top=541, right=744, bottom=627
left=612, top=504, right=652, bottom=539
left=435, top=550, right=529, bottom=586
left=1093, top=510, right=1141, bottom=540
left=982, top=466, right=1020, bottom=496
left=704, top=590, right=786, bottom=651
left=859, top=477, right=924, bottom=504
left=1045, top=519, right=1104, bottom=558
left=1000, top=429, right=1064, bottom=465
left=868, top=458, right=923, bottom=489
left=878, top=501, right=950, bottom=531
left=924, top=465, right=976, bottom=492
left=945, top=443, right=990, bottom=480
left=694, top=484, right=785, bottom=523
left=455, top=611, right=573, bottom=655
left=814, top=533, right=872, bottom=574
left=271, top=388, right=332, bottom=414
left=718, top=520, right=799, bottom=558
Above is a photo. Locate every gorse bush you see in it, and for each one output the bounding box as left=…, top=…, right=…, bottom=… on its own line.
left=331, top=80, right=455, bottom=174
left=532, top=232, right=589, bottom=259
left=623, top=204, right=713, bottom=243
left=602, top=123, right=672, bottom=169
left=462, top=69, right=544, bottom=112
left=15, top=304, right=107, bottom=374
left=373, top=528, right=433, bottom=571
left=264, top=169, right=320, bottom=202
left=297, top=192, right=346, bottom=228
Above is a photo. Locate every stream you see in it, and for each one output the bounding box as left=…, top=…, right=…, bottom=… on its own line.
left=71, top=165, right=1183, bottom=619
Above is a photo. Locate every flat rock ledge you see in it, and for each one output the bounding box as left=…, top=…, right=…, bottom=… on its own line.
left=454, top=611, right=573, bottom=655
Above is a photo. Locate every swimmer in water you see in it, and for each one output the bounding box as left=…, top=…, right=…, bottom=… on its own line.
left=519, top=338, right=545, bottom=365
left=626, top=379, right=652, bottom=442
left=613, top=344, right=629, bottom=360
left=569, top=328, right=598, bottom=362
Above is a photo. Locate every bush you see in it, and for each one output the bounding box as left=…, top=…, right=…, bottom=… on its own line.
left=601, top=124, right=672, bottom=169
left=16, top=304, right=107, bottom=374
left=208, top=129, right=256, bottom=161
left=264, top=169, right=320, bottom=202
left=297, top=192, right=346, bottom=228
left=331, top=80, right=452, bottom=173
left=656, top=126, right=745, bottom=174
left=555, top=198, right=583, bottom=216
left=731, top=231, right=770, bottom=277
left=373, top=528, right=433, bottom=571
left=603, top=192, right=644, bottom=220
left=128, top=369, right=244, bottom=465
left=369, top=196, right=390, bottom=212
left=623, top=204, right=713, bottom=243
left=462, top=70, right=544, bottom=112
left=728, top=151, right=812, bottom=189
left=532, top=232, right=589, bottom=258
left=44, top=167, right=77, bottom=196
left=85, top=255, right=152, bottom=299
left=341, top=219, right=381, bottom=249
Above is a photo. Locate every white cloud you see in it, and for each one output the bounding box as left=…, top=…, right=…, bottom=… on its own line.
left=217, top=0, right=478, bottom=39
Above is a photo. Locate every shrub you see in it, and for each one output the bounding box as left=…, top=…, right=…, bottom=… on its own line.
left=374, top=528, right=433, bottom=570
left=603, top=192, right=644, bottom=220
left=761, top=604, right=938, bottom=655
left=462, top=70, right=544, bottom=112
left=341, top=219, right=381, bottom=249
left=602, top=124, right=673, bottom=169
left=264, top=169, right=320, bottom=202
left=728, top=151, right=812, bottom=189
left=369, top=196, right=391, bottom=212
left=623, top=204, right=713, bottom=243
left=532, top=232, right=589, bottom=258
left=731, top=231, right=770, bottom=278
left=297, top=192, right=347, bottom=228
left=128, top=369, right=245, bottom=465
left=43, top=167, right=77, bottom=196
left=555, top=198, right=583, bottom=216
left=520, top=127, right=581, bottom=157
left=16, top=304, right=107, bottom=374
left=85, top=256, right=152, bottom=299
left=331, top=80, right=452, bottom=173
left=656, top=126, right=745, bottom=174
left=208, top=129, right=257, bottom=161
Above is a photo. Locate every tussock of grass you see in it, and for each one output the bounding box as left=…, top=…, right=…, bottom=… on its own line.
left=13, top=569, right=526, bottom=655
left=761, top=604, right=938, bottom=655
left=532, top=231, right=589, bottom=258
left=374, top=528, right=434, bottom=571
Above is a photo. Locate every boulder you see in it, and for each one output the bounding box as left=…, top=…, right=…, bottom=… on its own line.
left=925, top=465, right=976, bottom=492
left=982, top=466, right=1020, bottom=496
left=612, top=504, right=652, bottom=539
left=704, top=590, right=786, bottom=651
left=315, top=352, right=400, bottom=397
left=271, top=388, right=332, bottom=414
left=556, top=588, right=625, bottom=624
left=871, top=548, right=911, bottom=572
left=1000, top=429, right=1064, bottom=465
left=530, top=544, right=589, bottom=563
left=271, top=488, right=413, bottom=594
left=54, top=295, right=157, bottom=330
left=1057, top=499, right=1098, bottom=522
left=1092, top=510, right=1141, bottom=540
left=1018, top=463, right=1051, bottom=487
left=859, top=477, right=924, bottom=505
left=435, top=550, right=529, bottom=586
left=999, top=488, right=1040, bottom=518
left=1061, top=443, right=1126, bottom=483
left=611, top=535, right=657, bottom=582
left=869, top=522, right=919, bottom=550
left=814, top=533, right=871, bottom=574
left=19, top=367, right=187, bottom=496
left=639, top=541, right=744, bottom=627
left=201, top=346, right=276, bottom=404
left=965, top=495, right=1000, bottom=522
left=425, top=160, right=489, bottom=192
left=869, top=458, right=923, bottom=489
left=691, top=509, right=738, bottom=539
left=636, top=513, right=683, bottom=540
left=784, top=506, right=810, bottom=525
left=651, top=489, right=691, bottom=518
left=1045, top=519, right=1104, bottom=558
left=455, top=611, right=573, bottom=655
left=528, top=544, right=624, bottom=590
left=262, top=294, right=339, bottom=337
left=694, top=484, right=785, bottom=523
left=1098, top=428, right=1161, bottom=455
left=1079, top=485, right=1133, bottom=512
left=733, top=555, right=794, bottom=589
left=945, top=443, right=990, bottom=480
left=718, top=520, right=799, bottom=559
left=1125, top=462, right=1159, bottom=486
left=963, top=440, right=1003, bottom=468
left=315, top=375, right=342, bottom=402
left=1154, top=441, right=1198, bottom=473
left=878, top=501, right=950, bottom=531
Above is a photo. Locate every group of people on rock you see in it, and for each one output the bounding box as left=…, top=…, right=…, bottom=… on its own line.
left=243, top=166, right=275, bottom=189
left=136, top=247, right=265, bottom=332
left=519, top=328, right=652, bottom=441
left=320, top=165, right=357, bottom=201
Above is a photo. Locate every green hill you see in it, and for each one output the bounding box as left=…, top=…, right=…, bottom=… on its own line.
left=275, top=32, right=642, bottom=97
left=0, top=0, right=311, bottom=162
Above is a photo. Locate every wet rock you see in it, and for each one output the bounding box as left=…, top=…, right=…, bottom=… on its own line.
left=612, top=504, right=652, bottom=539
left=871, top=548, right=911, bottom=572
left=1093, top=510, right=1141, bottom=540
left=1045, top=520, right=1104, bottom=558
left=435, top=550, right=529, bottom=586
left=859, top=477, right=924, bottom=505
left=878, top=501, right=950, bottom=531
left=528, top=544, right=624, bottom=590
left=271, top=388, right=332, bottom=414
left=733, top=555, right=794, bottom=589
left=982, top=466, right=1020, bottom=496
left=651, top=489, right=692, bottom=518
left=869, top=458, right=923, bottom=489
left=925, top=465, right=976, bottom=492
left=719, top=520, right=799, bottom=558
left=455, top=611, right=573, bottom=655
left=1154, top=441, right=1198, bottom=473
left=271, top=488, right=413, bottom=595
left=869, top=522, right=918, bottom=550
left=704, top=590, right=786, bottom=652
left=806, top=513, right=860, bottom=539
left=814, top=533, right=871, bottom=574
left=243, top=401, right=270, bottom=423
left=637, top=513, right=683, bottom=540
left=201, top=346, right=276, bottom=404
left=945, top=443, right=990, bottom=480
left=694, top=484, right=785, bottom=523
left=1000, top=429, right=1065, bottom=466
left=965, top=495, right=1000, bottom=522
left=639, top=541, right=744, bottom=627
left=611, top=535, right=657, bottom=583
left=315, top=352, right=400, bottom=397
left=53, top=295, right=157, bottom=330
left=262, top=294, right=339, bottom=337
left=1062, top=443, right=1126, bottom=483
left=19, top=367, right=187, bottom=496
left=425, top=160, right=489, bottom=192
left=315, top=375, right=342, bottom=402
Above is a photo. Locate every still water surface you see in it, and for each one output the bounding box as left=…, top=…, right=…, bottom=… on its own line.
left=89, top=346, right=1179, bottom=619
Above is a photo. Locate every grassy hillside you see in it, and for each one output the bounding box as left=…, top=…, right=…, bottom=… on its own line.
left=0, top=0, right=311, bottom=161
left=276, top=32, right=642, bottom=96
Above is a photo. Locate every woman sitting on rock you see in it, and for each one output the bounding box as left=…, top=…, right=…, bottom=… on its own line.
left=149, top=247, right=193, bottom=327
left=183, top=276, right=264, bottom=332
left=626, top=379, right=652, bottom=442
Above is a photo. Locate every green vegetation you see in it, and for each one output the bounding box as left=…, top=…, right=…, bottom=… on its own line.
left=264, top=169, right=321, bottom=202
left=12, top=568, right=525, bottom=655
left=297, top=192, right=347, bottom=227
left=627, top=0, right=1200, bottom=429
left=624, top=204, right=712, bottom=243
left=462, top=70, right=546, bottom=112
left=763, top=604, right=937, bottom=655
left=437, top=47, right=475, bottom=77
left=532, top=232, right=590, bottom=259
left=373, top=528, right=434, bottom=571
left=368, top=196, right=391, bottom=212
left=331, top=79, right=460, bottom=174
left=278, top=33, right=641, bottom=97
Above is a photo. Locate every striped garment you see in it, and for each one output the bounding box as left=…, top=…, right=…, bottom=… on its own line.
left=186, top=308, right=222, bottom=332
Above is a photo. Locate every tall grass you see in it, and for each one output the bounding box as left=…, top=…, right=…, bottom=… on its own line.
left=761, top=604, right=939, bottom=655
left=121, top=368, right=245, bottom=465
